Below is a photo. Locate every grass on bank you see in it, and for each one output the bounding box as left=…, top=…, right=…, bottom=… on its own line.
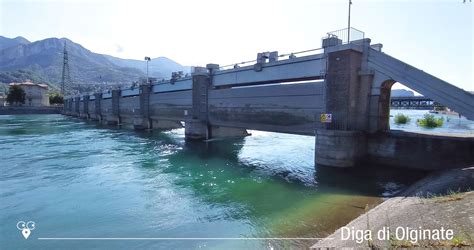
left=417, top=114, right=444, bottom=128
left=389, top=235, right=471, bottom=248
left=428, top=189, right=472, bottom=203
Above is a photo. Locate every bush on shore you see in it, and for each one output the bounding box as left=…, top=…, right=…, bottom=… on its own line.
left=417, top=114, right=444, bottom=128
left=394, top=113, right=410, bottom=124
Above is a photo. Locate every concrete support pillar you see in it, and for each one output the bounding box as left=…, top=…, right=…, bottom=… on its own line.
left=106, top=89, right=121, bottom=125
left=133, top=85, right=152, bottom=130
left=316, top=44, right=372, bottom=168
left=185, top=69, right=210, bottom=140
left=62, top=99, right=69, bottom=115
left=315, top=130, right=367, bottom=167
left=70, top=98, right=74, bottom=115
left=185, top=119, right=209, bottom=140
left=185, top=67, right=249, bottom=140
left=74, top=97, right=80, bottom=117
left=93, top=93, right=102, bottom=121
left=368, top=78, right=395, bottom=133
left=80, top=95, right=89, bottom=119
left=357, top=71, right=374, bottom=130
left=66, top=99, right=71, bottom=115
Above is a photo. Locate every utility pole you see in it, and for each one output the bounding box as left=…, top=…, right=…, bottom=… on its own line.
left=144, top=57, right=151, bottom=85
left=348, top=0, right=352, bottom=43
left=61, top=42, right=71, bottom=96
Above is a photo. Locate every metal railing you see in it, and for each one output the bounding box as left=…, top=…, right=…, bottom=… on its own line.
left=218, top=47, right=325, bottom=70
left=218, top=28, right=365, bottom=71
left=68, top=28, right=366, bottom=97
left=326, top=27, right=365, bottom=44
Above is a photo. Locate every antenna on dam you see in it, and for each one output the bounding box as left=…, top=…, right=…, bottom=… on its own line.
left=61, top=41, right=72, bottom=96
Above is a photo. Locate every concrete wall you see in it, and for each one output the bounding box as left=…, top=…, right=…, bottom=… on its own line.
left=100, top=97, right=113, bottom=122
left=88, top=98, right=96, bottom=118
left=149, top=90, right=191, bottom=122
left=208, top=82, right=324, bottom=135
left=119, top=95, right=140, bottom=124
left=367, top=131, right=474, bottom=170
left=212, top=54, right=325, bottom=87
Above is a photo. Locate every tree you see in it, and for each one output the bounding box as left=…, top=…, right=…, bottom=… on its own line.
left=49, top=92, right=64, bottom=104
left=6, top=85, right=26, bottom=105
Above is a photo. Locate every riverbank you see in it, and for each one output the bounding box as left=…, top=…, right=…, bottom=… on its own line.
left=0, top=106, right=62, bottom=115
left=312, top=167, right=474, bottom=249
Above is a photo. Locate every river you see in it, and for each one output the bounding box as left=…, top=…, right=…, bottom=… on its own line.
left=1, top=109, right=470, bottom=249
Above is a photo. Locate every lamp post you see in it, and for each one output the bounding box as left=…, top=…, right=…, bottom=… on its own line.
left=347, top=0, right=352, bottom=43
left=144, top=56, right=151, bottom=85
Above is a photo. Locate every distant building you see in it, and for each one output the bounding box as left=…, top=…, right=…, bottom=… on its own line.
left=9, top=81, right=50, bottom=106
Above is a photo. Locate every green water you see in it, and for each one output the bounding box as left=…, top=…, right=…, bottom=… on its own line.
left=0, top=115, right=426, bottom=249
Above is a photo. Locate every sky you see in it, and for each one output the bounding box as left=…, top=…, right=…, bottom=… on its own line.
left=0, top=0, right=473, bottom=91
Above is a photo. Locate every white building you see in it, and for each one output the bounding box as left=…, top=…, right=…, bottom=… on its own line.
left=9, top=81, right=50, bottom=106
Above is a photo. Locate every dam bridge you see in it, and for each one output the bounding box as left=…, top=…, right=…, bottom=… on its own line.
left=390, top=96, right=436, bottom=109
left=63, top=29, right=474, bottom=170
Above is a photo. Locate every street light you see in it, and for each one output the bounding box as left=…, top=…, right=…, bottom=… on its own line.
left=144, top=56, right=151, bottom=85
left=347, top=0, right=352, bottom=43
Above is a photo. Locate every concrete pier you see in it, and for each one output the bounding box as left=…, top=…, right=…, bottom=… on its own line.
left=133, top=85, right=152, bottom=130
left=74, top=96, right=80, bottom=117
left=79, top=95, right=89, bottom=119
left=104, top=89, right=121, bottom=125
left=184, top=68, right=210, bottom=140
left=90, top=93, right=102, bottom=121
left=315, top=130, right=367, bottom=168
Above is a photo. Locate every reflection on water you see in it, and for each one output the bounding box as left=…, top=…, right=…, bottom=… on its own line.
left=0, top=115, right=426, bottom=249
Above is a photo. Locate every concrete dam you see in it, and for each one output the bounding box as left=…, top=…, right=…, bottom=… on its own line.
left=63, top=32, right=474, bottom=170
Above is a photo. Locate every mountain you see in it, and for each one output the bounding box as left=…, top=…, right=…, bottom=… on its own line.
left=104, top=55, right=191, bottom=79
left=0, top=36, right=30, bottom=50
left=0, top=36, right=189, bottom=90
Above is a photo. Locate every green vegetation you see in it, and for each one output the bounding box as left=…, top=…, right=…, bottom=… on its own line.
left=449, top=235, right=471, bottom=247
left=427, top=189, right=470, bottom=203
left=6, top=85, right=25, bottom=105
left=394, top=113, right=410, bottom=124
left=417, top=114, right=444, bottom=128
left=49, top=92, right=64, bottom=104
left=0, top=69, right=50, bottom=85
